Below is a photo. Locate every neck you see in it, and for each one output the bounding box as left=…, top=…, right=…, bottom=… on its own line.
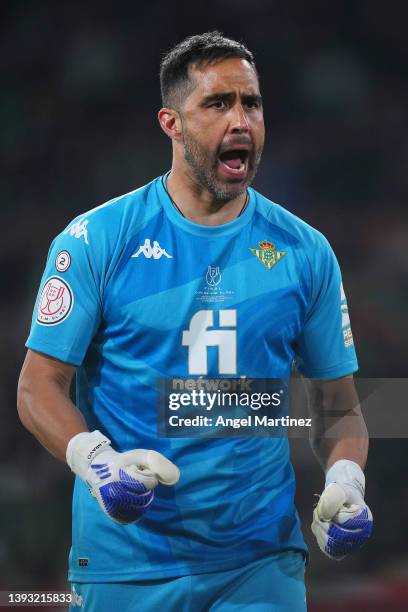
left=166, top=165, right=247, bottom=226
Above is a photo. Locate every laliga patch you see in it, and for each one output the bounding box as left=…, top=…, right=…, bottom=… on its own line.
left=55, top=250, right=71, bottom=272
left=37, top=276, right=73, bottom=325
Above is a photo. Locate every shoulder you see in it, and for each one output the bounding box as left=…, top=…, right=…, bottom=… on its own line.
left=61, top=177, right=162, bottom=246
left=251, top=188, right=332, bottom=256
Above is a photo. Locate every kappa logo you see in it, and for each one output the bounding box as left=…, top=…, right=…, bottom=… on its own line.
left=71, top=585, right=84, bottom=608
left=63, top=218, right=89, bottom=244
left=131, top=238, right=173, bottom=259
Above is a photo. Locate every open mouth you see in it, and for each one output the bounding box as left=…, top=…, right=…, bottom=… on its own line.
left=218, top=149, right=249, bottom=176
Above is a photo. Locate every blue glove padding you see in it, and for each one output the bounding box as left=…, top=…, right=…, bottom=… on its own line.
left=88, top=455, right=155, bottom=524
left=312, top=482, right=373, bottom=560
left=66, top=432, right=180, bottom=526
left=85, top=448, right=180, bottom=525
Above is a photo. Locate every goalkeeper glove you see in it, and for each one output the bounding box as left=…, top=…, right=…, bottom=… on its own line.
left=311, top=459, right=373, bottom=560
left=66, top=430, right=180, bottom=525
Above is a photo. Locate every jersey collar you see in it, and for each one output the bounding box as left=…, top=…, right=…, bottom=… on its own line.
left=157, top=172, right=256, bottom=238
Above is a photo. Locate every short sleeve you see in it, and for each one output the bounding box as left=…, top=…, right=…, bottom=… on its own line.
left=26, top=217, right=103, bottom=366
left=294, top=236, right=358, bottom=379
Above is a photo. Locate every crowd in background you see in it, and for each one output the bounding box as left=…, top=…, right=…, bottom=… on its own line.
left=1, top=1, right=407, bottom=608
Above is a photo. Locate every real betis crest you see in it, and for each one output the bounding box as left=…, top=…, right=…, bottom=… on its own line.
left=249, top=240, right=286, bottom=270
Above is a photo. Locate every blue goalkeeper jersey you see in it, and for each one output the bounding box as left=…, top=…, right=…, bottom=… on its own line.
left=26, top=173, right=358, bottom=582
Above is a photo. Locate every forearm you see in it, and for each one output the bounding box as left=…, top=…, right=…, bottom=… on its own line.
left=311, top=405, right=373, bottom=559
left=307, top=376, right=369, bottom=472
left=17, top=356, right=88, bottom=463
left=311, top=414, right=368, bottom=472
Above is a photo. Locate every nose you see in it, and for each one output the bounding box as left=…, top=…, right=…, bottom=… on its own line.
left=230, top=103, right=249, bottom=133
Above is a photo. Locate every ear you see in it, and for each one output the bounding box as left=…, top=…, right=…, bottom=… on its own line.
left=158, top=108, right=183, bottom=141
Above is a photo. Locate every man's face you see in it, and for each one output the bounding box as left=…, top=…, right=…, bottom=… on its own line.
left=178, top=58, right=265, bottom=201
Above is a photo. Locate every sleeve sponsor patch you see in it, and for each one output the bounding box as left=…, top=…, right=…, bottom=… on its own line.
left=340, top=282, right=354, bottom=348
left=37, top=276, right=74, bottom=325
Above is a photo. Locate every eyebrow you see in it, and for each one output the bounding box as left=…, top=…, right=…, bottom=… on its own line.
left=200, top=92, right=263, bottom=106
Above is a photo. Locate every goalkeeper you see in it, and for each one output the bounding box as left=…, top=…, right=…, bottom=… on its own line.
left=18, top=31, right=372, bottom=611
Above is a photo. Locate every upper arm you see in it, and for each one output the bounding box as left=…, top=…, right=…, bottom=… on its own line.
left=294, top=236, right=358, bottom=379
left=18, top=348, right=76, bottom=398
left=17, top=349, right=86, bottom=459
left=25, top=215, right=104, bottom=366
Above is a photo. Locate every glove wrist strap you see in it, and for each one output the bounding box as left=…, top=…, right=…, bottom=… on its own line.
left=325, top=459, right=365, bottom=499
left=66, top=430, right=111, bottom=480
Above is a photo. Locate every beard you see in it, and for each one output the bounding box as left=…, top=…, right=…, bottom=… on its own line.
left=182, top=124, right=263, bottom=202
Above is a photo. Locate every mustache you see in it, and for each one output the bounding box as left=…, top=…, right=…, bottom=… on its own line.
left=218, top=137, right=254, bottom=155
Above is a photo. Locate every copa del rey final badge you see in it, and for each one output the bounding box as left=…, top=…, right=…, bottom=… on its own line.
left=37, top=276, right=73, bottom=325
left=249, top=240, right=286, bottom=270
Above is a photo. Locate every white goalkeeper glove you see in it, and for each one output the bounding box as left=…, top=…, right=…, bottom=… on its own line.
left=66, top=430, right=180, bottom=525
left=311, top=459, right=373, bottom=560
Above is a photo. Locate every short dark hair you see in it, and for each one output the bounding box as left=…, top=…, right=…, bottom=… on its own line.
left=160, top=31, right=258, bottom=109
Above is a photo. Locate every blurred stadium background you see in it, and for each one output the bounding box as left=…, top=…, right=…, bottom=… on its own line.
left=1, top=1, right=407, bottom=610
